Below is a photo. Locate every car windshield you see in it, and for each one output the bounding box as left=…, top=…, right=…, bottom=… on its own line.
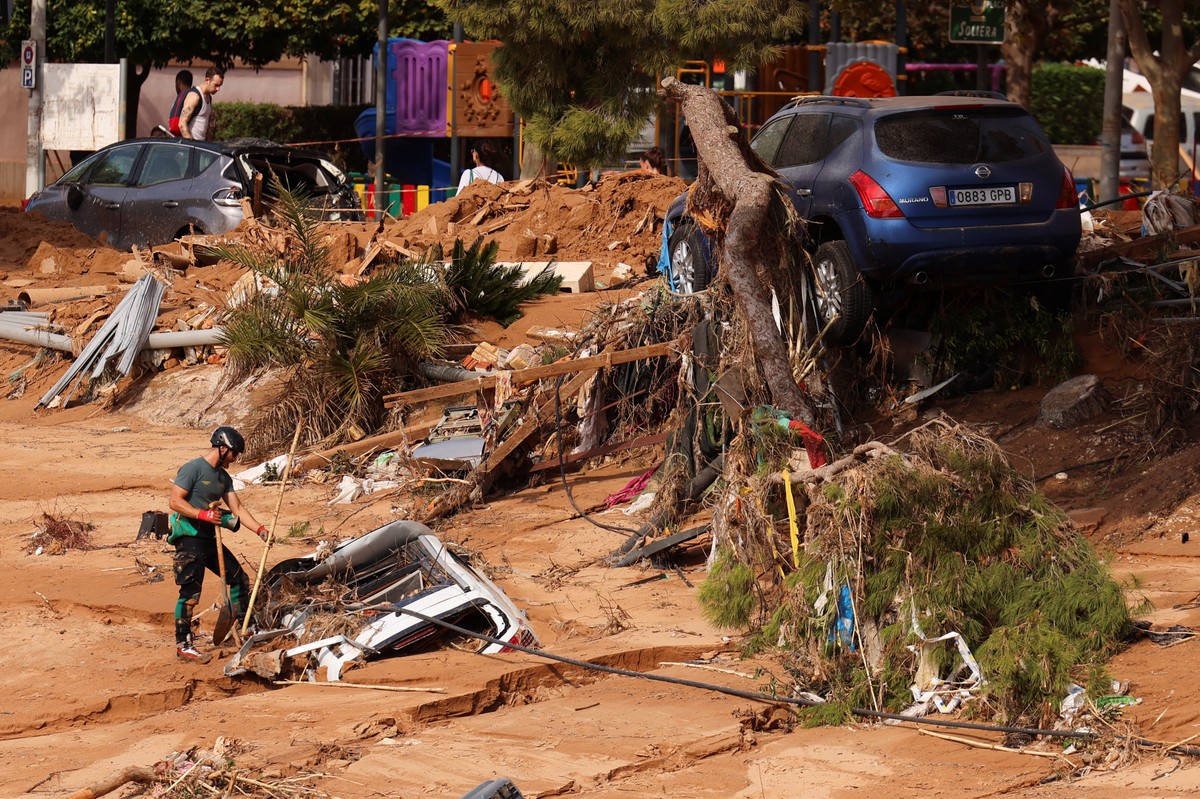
left=874, top=108, right=1050, bottom=164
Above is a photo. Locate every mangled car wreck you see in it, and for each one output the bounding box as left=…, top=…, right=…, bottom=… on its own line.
left=226, top=521, right=539, bottom=681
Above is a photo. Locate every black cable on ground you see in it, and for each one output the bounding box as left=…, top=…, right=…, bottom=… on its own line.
left=368, top=604, right=1200, bottom=758
left=553, top=368, right=642, bottom=535
left=1082, top=191, right=1156, bottom=211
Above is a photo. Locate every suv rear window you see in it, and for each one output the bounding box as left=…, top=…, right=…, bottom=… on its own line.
left=874, top=108, right=1050, bottom=164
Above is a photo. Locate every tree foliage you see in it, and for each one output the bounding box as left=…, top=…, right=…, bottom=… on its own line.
left=1119, top=0, right=1200, bottom=189
left=0, top=0, right=449, bottom=141
left=435, top=0, right=806, bottom=168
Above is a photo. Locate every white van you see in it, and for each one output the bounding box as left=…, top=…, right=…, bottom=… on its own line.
left=1123, top=91, right=1200, bottom=173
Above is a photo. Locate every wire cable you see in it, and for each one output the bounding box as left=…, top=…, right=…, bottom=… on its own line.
left=365, top=604, right=1200, bottom=757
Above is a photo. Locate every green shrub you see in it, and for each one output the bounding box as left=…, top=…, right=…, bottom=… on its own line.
left=214, top=102, right=371, bottom=172
left=1029, top=63, right=1105, bottom=145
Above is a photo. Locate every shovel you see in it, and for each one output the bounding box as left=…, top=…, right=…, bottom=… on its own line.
left=211, top=504, right=242, bottom=647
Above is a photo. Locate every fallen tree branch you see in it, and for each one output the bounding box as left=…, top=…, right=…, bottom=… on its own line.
left=916, top=726, right=1073, bottom=762
left=61, top=767, right=158, bottom=799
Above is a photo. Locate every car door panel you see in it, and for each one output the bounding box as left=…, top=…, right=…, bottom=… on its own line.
left=74, top=144, right=143, bottom=249
left=123, top=142, right=196, bottom=247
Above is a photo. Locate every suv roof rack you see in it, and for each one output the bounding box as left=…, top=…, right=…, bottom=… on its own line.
left=933, top=89, right=1009, bottom=101
left=793, top=95, right=872, bottom=108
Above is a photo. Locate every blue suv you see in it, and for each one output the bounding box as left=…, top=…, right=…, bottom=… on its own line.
left=663, top=93, right=1083, bottom=344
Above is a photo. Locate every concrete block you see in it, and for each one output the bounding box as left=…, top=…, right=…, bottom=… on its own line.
left=502, top=261, right=595, bottom=293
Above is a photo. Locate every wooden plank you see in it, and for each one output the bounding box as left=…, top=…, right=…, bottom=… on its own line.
left=480, top=367, right=597, bottom=473
left=1080, top=223, right=1200, bottom=270
left=384, top=341, right=676, bottom=408
left=293, top=420, right=433, bottom=475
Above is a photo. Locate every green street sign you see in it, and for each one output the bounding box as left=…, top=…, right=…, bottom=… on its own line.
left=949, top=0, right=1006, bottom=45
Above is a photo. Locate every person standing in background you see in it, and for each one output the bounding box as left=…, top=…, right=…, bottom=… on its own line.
left=639, top=146, right=666, bottom=175
left=457, top=141, right=505, bottom=191
left=179, top=67, right=225, bottom=141
left=167, top=70, right=196, bottom=137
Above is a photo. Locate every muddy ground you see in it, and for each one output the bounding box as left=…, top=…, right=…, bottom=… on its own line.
left=1, top=183, right=1199, bottom=798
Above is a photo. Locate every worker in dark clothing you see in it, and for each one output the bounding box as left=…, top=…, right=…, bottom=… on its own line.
left=168, top=426, right=271, bottom=663
left=167, top=69, right=196, bottom=137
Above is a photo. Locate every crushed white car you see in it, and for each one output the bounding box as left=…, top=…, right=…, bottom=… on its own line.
left=225, top=520, right=539, bottom=681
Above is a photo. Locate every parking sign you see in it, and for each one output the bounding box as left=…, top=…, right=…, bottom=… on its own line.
left=20, top=40, right=36, bottom=89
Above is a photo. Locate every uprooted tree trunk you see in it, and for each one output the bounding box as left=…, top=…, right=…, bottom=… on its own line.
left=660, top=77, right=816, bottom=425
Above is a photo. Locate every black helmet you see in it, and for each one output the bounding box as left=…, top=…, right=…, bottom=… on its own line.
left=210, top=425, right=245, bottom=455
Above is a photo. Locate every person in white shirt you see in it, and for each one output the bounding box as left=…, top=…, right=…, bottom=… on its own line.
left=179, top=66, right=224, bottom=141
left=458, top=142, right=505, bottom=191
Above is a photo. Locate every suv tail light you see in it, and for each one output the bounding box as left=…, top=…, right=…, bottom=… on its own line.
left=212, top=186, right=243, bottom=208
left=849, top=170, right=903, bottom=218
left=1056, top=168, right=1077, bottom=209
left=20, top=198, right=30, bottom=212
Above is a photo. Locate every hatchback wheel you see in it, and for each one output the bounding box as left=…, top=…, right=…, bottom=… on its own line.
left=668, top=220, right=712, bottom=294
left=811, top=240, right=872, bottom=345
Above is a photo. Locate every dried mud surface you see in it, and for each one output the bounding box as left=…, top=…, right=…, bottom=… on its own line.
left=1, top=190, right=1199, bottom=798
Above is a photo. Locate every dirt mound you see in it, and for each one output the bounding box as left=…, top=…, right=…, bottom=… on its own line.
left=382, top=172, right=686, bottom=283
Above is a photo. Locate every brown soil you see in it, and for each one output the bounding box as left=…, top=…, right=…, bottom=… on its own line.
left=1, top=189, right=1199, bottom=798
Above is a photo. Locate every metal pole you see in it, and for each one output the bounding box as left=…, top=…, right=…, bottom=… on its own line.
left=25, top=0, right=44, bottom=197
left=450, top=22, right=464, bottom=186
left=808, top=0, right=821, bottom=93
left=104, top=0, right=115, bottom=63
left=975, top=45, right=988, bottom=91
left=373, top=0, right=388, bottom=221
left=1099, top=0, right=1125, bottom=204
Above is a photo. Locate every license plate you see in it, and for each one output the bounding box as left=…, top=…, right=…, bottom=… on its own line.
left=948, top=186, right=1016, bottom=206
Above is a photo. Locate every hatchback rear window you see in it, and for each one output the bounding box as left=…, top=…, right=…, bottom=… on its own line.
left=874, top=109, right=1050, bottom=164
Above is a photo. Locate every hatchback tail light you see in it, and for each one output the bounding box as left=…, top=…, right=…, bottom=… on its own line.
left=849, top=170, right=903, bottom=218
left=212, top=186, right=243, bottom=208
left=1056, top=168, right=1077, bottom=209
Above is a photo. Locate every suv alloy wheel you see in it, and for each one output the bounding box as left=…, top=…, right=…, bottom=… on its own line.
left=812, top=240, right=872, bottom=345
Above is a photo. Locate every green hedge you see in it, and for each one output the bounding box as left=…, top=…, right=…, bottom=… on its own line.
left=213, top=103, right=371, bottom=172
left=1029, top=63, right=1105, bottom=145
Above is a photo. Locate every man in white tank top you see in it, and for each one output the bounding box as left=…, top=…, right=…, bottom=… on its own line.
left=180, top=67, right=225, bottom=141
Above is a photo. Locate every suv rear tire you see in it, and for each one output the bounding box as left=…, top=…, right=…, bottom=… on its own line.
left=668, top=220, right=711, bottom=294
left=812, top=240, right=872, bottom=345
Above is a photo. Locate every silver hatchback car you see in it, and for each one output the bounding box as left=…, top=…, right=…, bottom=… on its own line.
left=24, top=138, right=362, bottom=250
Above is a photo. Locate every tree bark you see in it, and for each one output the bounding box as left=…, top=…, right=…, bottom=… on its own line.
left=125, top=63, right=151, bottom=139
left=1120, top=0, right=1200, bottom=189
left=62, top=767, right=157, bottom=799
left=1000, top=2, right=1052, bottom=108
left=659, top=77, right=815, bottom=425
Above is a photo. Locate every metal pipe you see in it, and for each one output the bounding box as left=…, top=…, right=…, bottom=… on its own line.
left=146, top=328, right=224, bottom=348
left=417, top=361, right=483, bottom=384
left=0, top=323, right=73, bottom=352
left=909, top=271, right=929, bottom=285
left=17, top=285, right=128, bottom=307
left=0, top=323, right=225, bottom=354
left=1041, top=264, right=1056, bottom=278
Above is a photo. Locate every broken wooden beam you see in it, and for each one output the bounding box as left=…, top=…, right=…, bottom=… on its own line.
left=1079, top=222, right=1200, bottom=270
left=293, top=419, right=434, bottom=475
left=479, top=367, right=598, bottom=475
left=383, top=341, right=677, bottom=409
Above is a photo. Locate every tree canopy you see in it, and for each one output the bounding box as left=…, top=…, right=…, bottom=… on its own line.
left=435, top=0, right=805, bottom=168
left=0, top=0, right=450, bottom=139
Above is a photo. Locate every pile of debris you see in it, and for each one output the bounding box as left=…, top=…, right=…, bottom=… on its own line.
left=698, top=419, right=1134, bottom=727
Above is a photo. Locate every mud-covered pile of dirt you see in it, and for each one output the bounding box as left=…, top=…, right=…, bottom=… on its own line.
left=382, top=172, right=686, bottom=282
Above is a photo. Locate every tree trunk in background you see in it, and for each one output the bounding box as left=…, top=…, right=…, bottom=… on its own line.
left=1001, top=1, right=1055, bottom=108
left=125, top=64, right=150, bottom=138
left=1120, top=0, right=1200, bottom=189
left=660, top=77, right=816, bottom=426
left=520, top=140, right=552, bottom=180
